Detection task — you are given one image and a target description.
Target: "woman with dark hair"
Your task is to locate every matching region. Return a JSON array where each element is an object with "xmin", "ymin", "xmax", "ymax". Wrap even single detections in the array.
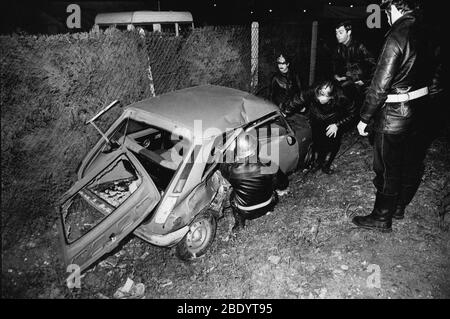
[
  {"xmin": 302, "ymin": 80, "xmax": 356, "ymax": 174},
  {"xmin": 269, "ymin": 52, "xmax": 304, "ymax": 117}
]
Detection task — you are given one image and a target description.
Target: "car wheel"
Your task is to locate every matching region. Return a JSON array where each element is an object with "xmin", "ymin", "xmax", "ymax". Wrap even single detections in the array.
[{"xmin": 175, "ymin": 210, "xmax": 217, "ymax": 260}]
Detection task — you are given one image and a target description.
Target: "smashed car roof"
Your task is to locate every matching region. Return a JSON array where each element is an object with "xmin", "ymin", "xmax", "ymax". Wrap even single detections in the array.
[{"xmin": 126, "ymin": 85, "xmax": 278, "ymax": 138}]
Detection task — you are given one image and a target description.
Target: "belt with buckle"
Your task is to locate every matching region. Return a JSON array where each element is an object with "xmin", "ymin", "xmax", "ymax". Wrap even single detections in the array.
[{"xmin": 385, "ymin": 87, "xmax": 428, "ymax": 103}]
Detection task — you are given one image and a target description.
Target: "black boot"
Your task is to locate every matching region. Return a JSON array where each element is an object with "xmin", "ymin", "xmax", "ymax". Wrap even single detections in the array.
[
  {"xmin": 321, "ymin": 164, "xmax": 334, "ymax": 175},
  {"xmin": 311, "ymin": 160, "xmax": 323, "ymax": 173},
  {"xmin": 321, "ymin": 153, "xmax": 333, "ymax": 174},
  {"xmin": 352, "ymin": 192, "xmax": 397, "ymax": 232},
  {"xmin": 393, "ymin": 183, "xmax": 420, "ymax": 220},
  {"xmin": 311, "ymin": 152, "xmax": 325, "ymax": 173},
  {"xmin": 232, "ymin": 208, "xmax": 245, "ymax": 232},
  {"xmin": 392, "ymin": 205, "xmax": 406, "ymax": 220},
  {"xmin": 321, "ymin": 149, "xmax": 339, "ymax": 174}
]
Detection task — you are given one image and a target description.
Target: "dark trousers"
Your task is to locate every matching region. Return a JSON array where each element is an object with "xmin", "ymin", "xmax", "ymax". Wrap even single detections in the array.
[
  {"xmin": 341, "ymin": 80, "xmax": 358, "ymax": 103},
  {"xmin": 340, "ymin": 80, "xmax": 365, "ymax": 130},
  {"xmin": 311, "ymin": 122, "xmax": 343, "ymax": 168},
  {"xmin": 372, "ymin": 130, "xmax": 428, "ymax": 206}
]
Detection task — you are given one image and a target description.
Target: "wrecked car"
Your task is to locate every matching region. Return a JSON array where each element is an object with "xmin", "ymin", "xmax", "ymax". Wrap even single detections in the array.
[{"xmin": 58, "ymin": 84, "xmax": 312, "ymax": 272}]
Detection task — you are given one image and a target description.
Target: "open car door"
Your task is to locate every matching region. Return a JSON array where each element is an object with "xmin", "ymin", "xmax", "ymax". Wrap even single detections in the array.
[{"xmin": 57, "ymin": 148, "xmax": 161, "ymax": 272}]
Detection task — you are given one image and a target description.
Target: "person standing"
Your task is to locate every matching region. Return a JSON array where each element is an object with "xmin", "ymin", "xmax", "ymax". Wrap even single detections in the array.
[
  {"xmin": 354, "ymin": 0, "xmax": 432, "ymax": 232},
  {"xmin": 332, "ymin": 20, "xmax": 376, "ymax": 122}
]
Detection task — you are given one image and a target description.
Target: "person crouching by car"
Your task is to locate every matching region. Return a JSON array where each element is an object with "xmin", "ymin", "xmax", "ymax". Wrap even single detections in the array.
[
  {"xmin": 220, "ymin": 132, "xmax": 287, "ymax": 232},
  {"xmin": 301, "ymin": 80, "xmax": 356, "ymax": 174}
]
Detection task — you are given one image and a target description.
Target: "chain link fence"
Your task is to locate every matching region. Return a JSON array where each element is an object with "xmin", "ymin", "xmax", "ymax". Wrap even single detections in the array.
[{"xmin": 144, "ymin": 25, "xmax": 253, "ymax": 95}]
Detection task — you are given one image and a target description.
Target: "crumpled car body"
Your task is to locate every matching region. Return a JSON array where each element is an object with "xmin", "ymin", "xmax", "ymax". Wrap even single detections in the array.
[{"xmin": 57, "ymin": 85, "xmax": 312, "ymax": 272}]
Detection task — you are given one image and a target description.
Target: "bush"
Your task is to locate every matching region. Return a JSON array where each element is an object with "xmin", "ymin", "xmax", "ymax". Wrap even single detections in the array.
[
  {"xmin": 179, "ymin": 26, "xmax": 250, "ymax": 91},
  {"xmin": 1, "ymin": 29, "xmax": 152, "ymax": 248}
]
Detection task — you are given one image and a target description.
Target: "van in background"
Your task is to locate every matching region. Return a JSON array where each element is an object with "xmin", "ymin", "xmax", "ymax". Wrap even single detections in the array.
[{"xmin": 93, "ymin": 11, "xmax": 194, "ymax": 36}]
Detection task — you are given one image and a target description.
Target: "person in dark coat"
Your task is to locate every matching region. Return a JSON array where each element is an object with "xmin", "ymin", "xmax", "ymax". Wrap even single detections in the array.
[
  {"xmin": 220, "ymin": 132, "xmax": 285, "ymax": 231},
  {"xmin": 269, "ymin": 52, "xmax": 305, "ymax": 117},
  {"xmin": 301, "ymin": 80, "xmax": 357, "ymax": 174},
  {"xmin": 354, "ymin": 0, "xmax": 433, "ymax": 232},
  {"xmin": 332, "ymin": 20, "xmax": 376, "ymax": 125}
]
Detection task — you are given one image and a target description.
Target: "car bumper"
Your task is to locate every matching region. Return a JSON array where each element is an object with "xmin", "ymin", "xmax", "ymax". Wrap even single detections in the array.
[{"xmin": 133, "ymin": 225, "xmax": 189, "ymax": 247}]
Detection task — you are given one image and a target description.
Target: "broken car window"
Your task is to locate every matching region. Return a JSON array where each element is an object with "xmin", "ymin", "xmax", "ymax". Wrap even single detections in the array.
[{"xmin": 62, "ymin": 157, "xmax": 142, "ymax": 243}]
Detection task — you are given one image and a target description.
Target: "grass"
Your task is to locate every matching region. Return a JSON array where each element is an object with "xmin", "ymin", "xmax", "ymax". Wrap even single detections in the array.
[{"xmin": 2, "ymin": 129, "xmax": 449, "ymax": 299}]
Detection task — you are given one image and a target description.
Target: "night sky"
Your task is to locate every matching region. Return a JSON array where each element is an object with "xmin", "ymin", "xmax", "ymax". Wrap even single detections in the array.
[{"xmin": 0, "ymin": 0, "xmax": 444, "ymax": 34}]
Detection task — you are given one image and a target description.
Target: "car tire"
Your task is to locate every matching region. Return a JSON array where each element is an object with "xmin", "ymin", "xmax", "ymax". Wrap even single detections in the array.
[{"xmin": 175, "ymin": 210, "xmax": 217, "ymax": 261}]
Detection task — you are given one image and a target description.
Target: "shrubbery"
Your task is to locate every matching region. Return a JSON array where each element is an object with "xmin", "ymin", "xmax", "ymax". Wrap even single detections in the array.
[
  {"xmin": 180, "ymin": 26, "xmax": 250, "ymax": 91},
  {"xmin": 1, "ymin": 29, "xmax": 152, "ymax": 247},
  {"xmin": 143, "ymin": 26, "xmax": 251, "ymax": 94}
]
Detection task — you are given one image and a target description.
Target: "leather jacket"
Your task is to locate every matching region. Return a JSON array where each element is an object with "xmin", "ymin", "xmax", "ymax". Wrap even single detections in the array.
[
  {"xmin": 360, "ymin": 12, "xmax": 432, "ymax": 134},
  {"xmin": 301, "ymin": 86, "xmax": 357, "ymax": 130},
  {"xmin": 332, "ymin": 38, "xmax": 376, "ymax": 84},
  {"xmin": 220, "ymin": 161, "xmax": 281, "ymax": 209},
  {"xmin": 269, "ymin": 70, "xmax": 303, "ymax": 116}
]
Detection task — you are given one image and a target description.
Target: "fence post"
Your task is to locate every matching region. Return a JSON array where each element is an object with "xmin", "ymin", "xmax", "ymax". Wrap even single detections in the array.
[
  {"xmin": 309, "ymin": 20, "xmax": 318, "ymax": 86},
  {"xmin": 147, "ymin": 57, "xmax": 156, "ymax": 97},
  {"xmin": 251, "ymin": 21, "xmax": 259, "ymax": 92}
]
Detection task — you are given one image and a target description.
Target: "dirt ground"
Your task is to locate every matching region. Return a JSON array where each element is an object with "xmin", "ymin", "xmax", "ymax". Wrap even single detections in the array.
[{"xmin": 2, "ymin": 131, "xmax": 449, "ymax": 299}]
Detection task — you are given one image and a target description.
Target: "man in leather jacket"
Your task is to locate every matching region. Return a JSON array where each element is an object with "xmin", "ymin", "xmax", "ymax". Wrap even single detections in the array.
[
  {"xmin": 332, "ymin": 21, "xmax": 376, "ymax": 122},
  {"xmin": 269, "ymin": 53, "xmax": 305, "ymax": 117},
  {"xmin": 220, "ymin": 132, "xmax": 285, "ymax": 231},
  {"xmin": 354, "ymin": 0, "xmax": 432, "ymax": 232}
]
